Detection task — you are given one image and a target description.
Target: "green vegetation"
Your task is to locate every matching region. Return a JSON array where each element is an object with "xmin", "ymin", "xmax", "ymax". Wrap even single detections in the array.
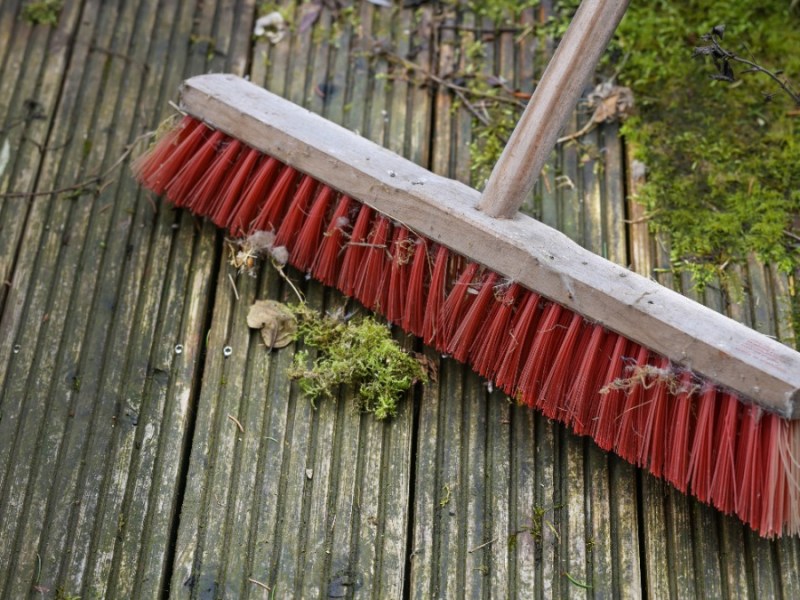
[
  {"xmin": 21, "ymin": 0, "xmax": 62, "ymax": 26},
  {"xmin": 288, "ymin": 304, "xmax": 426, "ymax": 420},
  {"xmin": 615, "ymin": 2, "xmax": 799, "ymax": 302}
]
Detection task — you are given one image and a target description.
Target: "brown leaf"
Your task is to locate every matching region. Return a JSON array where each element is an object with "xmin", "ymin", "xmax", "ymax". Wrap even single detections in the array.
[{"xmin": 247, "ymin": 300, "xmax": 297, "ymax": 349}]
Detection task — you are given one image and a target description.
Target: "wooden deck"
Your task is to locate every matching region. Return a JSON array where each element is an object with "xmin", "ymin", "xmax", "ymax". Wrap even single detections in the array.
[{"xmin": 1, "ymin": 1, "xmax": 799, "ymax": 598}]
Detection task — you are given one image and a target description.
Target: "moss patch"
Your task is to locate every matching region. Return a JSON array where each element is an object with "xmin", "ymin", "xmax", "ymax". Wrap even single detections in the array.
[
  {"xmin": 21, "ymin": 0, "xmax": 62, "ymax": 26},
  {"xmin": 288, "ymin": 304, "xmax": 427, "ymax": 420},
  {"xmin": 614, "ymin": 3, "xmax": 799, "ymax": 309}
]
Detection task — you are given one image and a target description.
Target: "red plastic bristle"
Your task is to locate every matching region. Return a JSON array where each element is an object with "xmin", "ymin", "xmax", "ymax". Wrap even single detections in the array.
[
  {"xmin": 228, "ymin": 156, "xmax": 281, "ymax": 235},
  {"xmin": 275, "ymin": 175, "xmax": 318, "ymax": 251},
  {"xmin": 517, "ymin": 303, "xmax": 569, "ymax": 409},
  {"xmin": 709, "ymin": 392, "xmax": 739, "ymax": 514},
  {"xmin": 338, "ymin": 205, "xmax": 374, "ymax": 297},
  {"xmin": 384, "ymin": 227, "xmax": 411, "ymax": 324},
  {"xmin": 447, "ymin": 272, "xmax": 499, "ymax": 362},
  {"xmin": 184, "ymin": 138, "xmax": 243, "ymax": 215},
  {"xmin": 736, "ymin": 405, "xmax": 764, "ymax": 527},
  {"xmin": 537, "ymin": 312, "xmax": 586, "ymax": 420},
  {"xmin": 470, "ymin": 283, "xmax": 520, "ymax": 379},
  {"xmin": 291, "ymin": 186, "xmax": 335, "ymax": 271},
  {"xmin": 165, "ymin": 130, "xmax": 226, "ymax": 206},
  {"xmin": 213, "ymin": 146, "xmax": 261, "ymax": 227},
  {"xmin": 402, "ymin": 237, "xmax": 429, "ymax": 337},
  {"xmin": 131, "ymin": 115, "xmax": 193, "ymax": 183},
  {"xmin": 762, "ymin": 415, "xmax": 786, "ymax": 536},
  {"xmin": 613, "ymin": 346, "xmax": 651, "ymax": 463},
  {"xmin": 251, "ymin": 165, "xmax": 300, "ymax": 232},
  {"xmin": 355, "ymin": 216, "xmax": 392, "ymax": 310},
  {"xmin": 637, "ymin": 356, "xmax": 672, "ymax": 477},
  {"xmin": 687, "ymin": 386, "xmax": 718, "ymax": 502},
  {"xmin": 494, "ymin": 291, "xmax": 542, "ymax": 396},
  {"xmin": 564, "ymin": 324, "xmax": 608, "ymax": 435},
  {"xmin": 663, "ymin": 373, "xmax": 696, "ymax": 492},
  {"xmin": 138, "ymin": 117, "xmax": 206, "ymax": 195},
  {"xmin": 312, "ymin": 195, "xmax": 353, "ymax": 286},
  {"xmin": 423, "ymin": 246, "xmax": 449, "ymax": 347},
  {"xmin": 592, "ymin": 336, "xmax": 633, "ymax": 450},
  {"xmin": 437, "ymin": 262, "xmax": 480, "ymax": 351}
]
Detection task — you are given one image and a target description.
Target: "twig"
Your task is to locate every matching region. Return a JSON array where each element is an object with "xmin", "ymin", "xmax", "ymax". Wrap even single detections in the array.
[
  {"xmin": 228, "ymin": 273, "xmax": 240, "ymax": 301},
  {"xmin": 227, "ymin": 414, "xmax": 244, "ymax": 433},
  {"xmin": 248, "ymin": 578, "xmax": 271, "ymax": 592},
  {"xmin": 0, "ymin": 130, "xmax": 155, "ymax": 199},
  {"xmin": 468, "ymin": 537, "xmax": 498, "ymax": 553},
  {"xmin": 379, "ymin": 50, "xmax": 528, "ymax": 109}
]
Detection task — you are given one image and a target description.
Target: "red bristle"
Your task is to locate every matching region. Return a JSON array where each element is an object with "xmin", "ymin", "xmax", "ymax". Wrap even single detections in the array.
[
  {"xmin": 291, "ymin": 186, "xmax": 335, "ymax": 271},
  {"xmin": 140, "ymin": 118, "xmax": 206, "ymax": 195},
  {"xmin": 537, "ymin": 312, "xmax": 586, "ymax": 420},
  {"xmin": 517, "ymin": 302, "xmax": 568, "ymax": 408},
  {"xmin": 165, "ymin": 130, "xmax": 226, "ymax": 206},
  {"xmin": 251, "ymin": 165, "xmax": 300, "ymax": 232},
  {"xmin": 470, "ymin": 283, "xmax": 520, "ymax": 379},
  {"xmin": 736, "ymin": 404, "xmax": 764, "ymax": 528},
  {"xmin": 229, "ymin": 156, "xmax": 281, "ymax": 235},
  {"xmin": 213, "ymin": 146, "xmax": 261, "ymax": 227},
  {"xmin": 709, "ymin": 392, "xmax": 740, "ymax": 514},
  {"xmin": 564, "ymin": 324, "xmax": 608, "ymax": 435},
  {"xmin": 312, "ymin": 195, "xmax": 353, "ymax": 286},
  {"xmin": 275, "ymin": 175, "xmax": 318, "ymax": 251},
  {"xmin": 592, "ymin": 336, "xmax": 633, "ymax": 451},
  {"xmin": 354, "ymin": 216, "xmax": 392, "ymax": 310},
  {"xmin": 613, "ymin": 346, "xmax": 651, "ymax": 464},
  {"xmin": 437, "ymin": 262, "xmax": 480, "ymax": 351},
  {"xmin": 637, "ymin": 356, "xmax": 672, "ymax": 477},
  {"xmin": 687, "ymin": 386, "xmax": 718, "ymax": 503},
  {"xmin": 447, "ymin": 271, "xmax": 499, "ymax": 362},
  {"xmin": 384, "ymin": 227, "xmax": 411, "ymax": 324},
  {"xmin": 184, "ymin": 138, "xmax": 243, "ymax": 215},
  {"xmin": 402, "ymin": 237, "xmax": 429, "ymax": 337},
  {"xmin": 663, "ymin": 373, "xmax": 697, "ymax": 492},
  {"xmin": 494, "ymin": 291, "xmax": 542, "ymax": 397},
  {"xmin": 423, "ymin": 246, "xmax": 450, "ymax": 346},
  {"xmin": 762, "ymin": 414, "xmax": 787, "ymax": 536},
  {"xmin": 131, "ymin": 115, "xmax": 194, "ymax": 183},
  {"xmin": 338, "ymin": 205, "xmax": 374, "ymax": 297}
]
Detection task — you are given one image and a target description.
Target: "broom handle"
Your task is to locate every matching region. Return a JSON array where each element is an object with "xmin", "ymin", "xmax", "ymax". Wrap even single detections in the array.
[{"xmin": 477, "ymin": 0, "xmax": 630, "ymax": 218}]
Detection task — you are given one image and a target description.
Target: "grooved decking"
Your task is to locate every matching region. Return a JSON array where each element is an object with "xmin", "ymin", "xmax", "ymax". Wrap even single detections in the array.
[{"xmin": 1, "ymin": 1, "xmax": 799, "ymax": 599}]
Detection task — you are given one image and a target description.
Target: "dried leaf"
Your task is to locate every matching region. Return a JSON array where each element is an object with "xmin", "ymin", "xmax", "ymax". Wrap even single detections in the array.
[{"xmin": 247, "ymin": 300, "xmax": 297, "ymax": 349}]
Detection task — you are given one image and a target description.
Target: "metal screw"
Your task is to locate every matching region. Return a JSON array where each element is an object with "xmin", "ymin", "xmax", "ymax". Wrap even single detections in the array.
[
  {"xmin": 174, "ymin": 344, "xmax": 183, "ymax": 355},
  {"xmin": 12, "ymin": 344, "xmax": 21, "ymax": 354},
  {"xmin": 223, "ymin": 346, "xmax": 233, "ymax": 358}
]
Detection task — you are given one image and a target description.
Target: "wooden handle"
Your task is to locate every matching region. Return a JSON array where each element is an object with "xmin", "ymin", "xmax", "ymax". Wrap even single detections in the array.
[
  {"xmin": 477, "ymin": 0, "xmax": 630, "ymax": 218},
  {"xmin": 180, "ymin": 74, "xmax": 800, "ymax": 417}
]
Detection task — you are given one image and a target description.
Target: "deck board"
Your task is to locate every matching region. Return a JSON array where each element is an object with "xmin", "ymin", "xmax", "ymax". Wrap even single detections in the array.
[{"xmin": 2, "ymin": 0, "xmax": 800, "ymax": 598}]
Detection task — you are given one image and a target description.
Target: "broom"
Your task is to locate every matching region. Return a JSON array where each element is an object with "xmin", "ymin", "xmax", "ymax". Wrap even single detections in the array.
[{"xmin": 132, "ymin": 0, "xmax": 800, "ymax": 537}]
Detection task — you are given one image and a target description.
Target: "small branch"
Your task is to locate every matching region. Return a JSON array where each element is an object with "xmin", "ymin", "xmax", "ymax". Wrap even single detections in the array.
[{"xmin": 0, "ymin": 130, "xmax": 154, "ymax": 199}]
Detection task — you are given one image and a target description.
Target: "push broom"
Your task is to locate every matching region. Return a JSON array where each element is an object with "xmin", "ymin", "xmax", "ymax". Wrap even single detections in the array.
[{"xmin": 132, "ymin": 0, "xmax": 800, "ymax": 537}]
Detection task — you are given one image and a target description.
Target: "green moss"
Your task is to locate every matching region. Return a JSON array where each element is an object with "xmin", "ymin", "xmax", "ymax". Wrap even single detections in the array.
[
  {"xmin": 21, "ymin": 0, "xmax": 62, "ymax": 26},
  {"xmin": 614, "ymin": 2, "xmax": 799, "ymax": 336},
  {"xmin": 287, "ymin": 304, "xmax": 426, "ymax": 420}
]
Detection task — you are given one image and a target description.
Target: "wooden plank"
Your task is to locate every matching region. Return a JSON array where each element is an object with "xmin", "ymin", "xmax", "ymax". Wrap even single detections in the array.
[{"xmin": 179, "ymin": 73, "xmax": 800, "ymax": 416}]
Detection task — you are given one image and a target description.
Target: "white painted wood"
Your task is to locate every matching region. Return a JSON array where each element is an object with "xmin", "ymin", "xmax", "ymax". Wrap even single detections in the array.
[
  {"xmin": 478, "ymin": 0, "xmax": 630, "ymax": 218},
  {"xmin": 179, "ymin": 73, "xmax": 800, "ymax": 418}
]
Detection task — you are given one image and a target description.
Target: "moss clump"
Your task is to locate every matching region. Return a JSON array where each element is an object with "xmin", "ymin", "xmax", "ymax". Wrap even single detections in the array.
[
  {"xmin": 21, "ymin": 0, "xmax": 62, "ymax": 26},
  {"xmin": 614, "ymin": 3, "xmax": 800, "ymax": 297},
  {"xmin": 288, "ymin": 305, "xmax": 426, "ymax": 420}
]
